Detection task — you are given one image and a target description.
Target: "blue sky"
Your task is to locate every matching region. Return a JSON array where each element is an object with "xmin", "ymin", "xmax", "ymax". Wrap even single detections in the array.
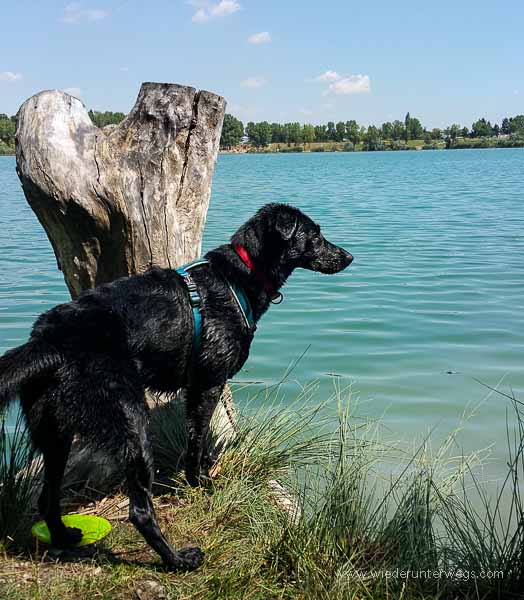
[{"xmin": 1, "ymin": 0, "xmax": 523, "ymax": 128}]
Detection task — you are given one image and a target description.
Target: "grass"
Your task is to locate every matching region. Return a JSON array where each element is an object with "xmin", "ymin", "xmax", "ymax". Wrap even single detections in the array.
[
  {"xmin": 1, "ymin": 384, "xmax": 523, "ymax": 599},
  {"xmin": 0, "ymin": 411, "xmax": 38, "ymax": 549}
]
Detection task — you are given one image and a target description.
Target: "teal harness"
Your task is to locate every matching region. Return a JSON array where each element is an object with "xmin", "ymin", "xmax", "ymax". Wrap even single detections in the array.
[{"xmin": 176, "ymin": 259, "xmax": 255, "ymax": 359}]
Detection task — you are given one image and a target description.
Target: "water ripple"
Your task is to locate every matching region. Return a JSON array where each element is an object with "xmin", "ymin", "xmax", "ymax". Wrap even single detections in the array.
[{"xmin": 1, "ymin": 150, "xmax": 524, "ymax": 465}]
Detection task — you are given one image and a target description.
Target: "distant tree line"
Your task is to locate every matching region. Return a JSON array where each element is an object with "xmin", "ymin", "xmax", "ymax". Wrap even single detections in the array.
[
  {"xmin": 87, "ymin": 110, "xmax": 126, "ymax": 128},
  {"xmin": 220, "ymin": 112, "xmax": 524, "ymax": 151},
  {"xmin": 2, "ymin": 111, "xmax": 524, "ymax": 155},
  {"xmin": 0, "ymin": 113, "xmax": 16, "ymax": 155}
]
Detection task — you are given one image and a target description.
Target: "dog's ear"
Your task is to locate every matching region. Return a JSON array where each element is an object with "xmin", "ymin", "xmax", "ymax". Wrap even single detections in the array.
[{"xmin": 275, "ymin": 211, "xmax": 297, "ymax": 241}]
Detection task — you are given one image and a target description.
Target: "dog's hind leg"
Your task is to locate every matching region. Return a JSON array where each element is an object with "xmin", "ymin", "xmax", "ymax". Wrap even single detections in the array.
[
  {"xmin": 33, "ymin": 415, "xmax": 82, "ymax": 548},
  {"xmin": 185, "ymin": 384, "xmax": 224, "ymax": 487},
  {"xmin": 117, "ymin": 397, "xmax": 203, "ymax": 571}
]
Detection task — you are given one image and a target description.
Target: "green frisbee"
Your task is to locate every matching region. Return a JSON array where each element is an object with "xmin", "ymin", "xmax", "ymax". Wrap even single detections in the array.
[{"xmin": 32, "ymin": 514, "xmax": 112, "ymax": 547}]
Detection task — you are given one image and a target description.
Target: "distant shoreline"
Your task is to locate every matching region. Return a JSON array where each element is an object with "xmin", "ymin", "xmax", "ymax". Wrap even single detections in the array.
[
  {"xmin": 3, "ymin": 142, "xmax": 523, "ymax": 160},
  {"xmin": 220, "ymin": 137, "xmax": 524, "ymax": 155},
  {"xmin": 220, "ymin": 144, "xmax": 524, "ymax": 155}
]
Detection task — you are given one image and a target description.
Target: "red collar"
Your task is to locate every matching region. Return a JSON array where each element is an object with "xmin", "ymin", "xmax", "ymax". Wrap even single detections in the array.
[
  {"xmin": 234, "ymin": 244, "xmax": 255, "ymax": 271},
  {"xmin": 233, "ymin": 244, "xmax": 282, "ymax": 302}
]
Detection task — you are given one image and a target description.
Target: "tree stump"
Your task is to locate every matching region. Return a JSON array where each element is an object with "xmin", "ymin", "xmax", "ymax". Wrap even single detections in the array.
[
  {"xmin": 15, "ymin": 83, "xmax": 228, "ymax": 501},
  {"xmin": 16, "ymin": 82, "xmax": 225, "ymax": 297}
]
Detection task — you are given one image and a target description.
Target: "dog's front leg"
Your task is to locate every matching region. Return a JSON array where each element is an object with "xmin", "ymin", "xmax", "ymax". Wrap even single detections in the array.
[{"xmin": 185, "ymin": 384, "xmax": 223, "ymax": 487}]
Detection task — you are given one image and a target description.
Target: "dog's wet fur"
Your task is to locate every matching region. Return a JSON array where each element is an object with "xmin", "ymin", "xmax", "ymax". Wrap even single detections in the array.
[{"xmin": 0, "ymin": 203, "xmax": 353, "ymax": 571}]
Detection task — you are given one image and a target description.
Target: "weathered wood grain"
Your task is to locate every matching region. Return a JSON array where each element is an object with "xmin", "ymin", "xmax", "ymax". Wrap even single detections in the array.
[{"xmin": 16, "ymin": 82, "xmax": 225, "ymax": 297}]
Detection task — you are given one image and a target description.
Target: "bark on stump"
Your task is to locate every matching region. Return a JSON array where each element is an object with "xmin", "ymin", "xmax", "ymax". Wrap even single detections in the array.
[{"xmin": 15, "ymin": 83, "xmax": 228, "ymax": 501}]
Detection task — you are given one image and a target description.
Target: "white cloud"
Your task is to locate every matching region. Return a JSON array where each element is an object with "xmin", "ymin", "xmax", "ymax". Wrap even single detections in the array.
[
  {"xmin": 212, "ymin": 0, "xmax": 240, "ymax": 16},
  {"xmin": 299, "ymin": 108, "xmax": 313, "ymax": 116},
  {"xmin": 190, "ymin": 0, "xmax": 240, "ymax": 23},
  {"xmin": 0, "ymin": 71, "xmax": 22, "ymax": 81},
  {"xmin": 325, "ymin": 74, "xmax": 371, "ymax": 95},
  {"xmin": 241, "ymin": 76, "xmax": 267, "ymax": 89},
  {"xmin": 316, "ymin": 70, "xmax": 340, "ymax": 82},
  {"xmin": 63, "ymin": 87, "xmax": 82, "ymax": 98},
  {"xmin": 62, "ymin": 2, "xmax": 109, "ymax": 24},
  {"xmin": 192, "ymin": 8, "xmax": 209, "ymax": 22},
  {"xmin": 248, "ymin": 31, "xmax": 271, "ymax": 45},
  {"xmin": 311, "ymin": 70, "xmax": 371, "ymax": 96}
]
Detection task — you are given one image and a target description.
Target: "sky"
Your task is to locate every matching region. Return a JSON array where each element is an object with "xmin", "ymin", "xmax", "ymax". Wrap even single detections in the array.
[{"xmin": 1, "ymin": 0, "xmax": 523, "ymax": 128}]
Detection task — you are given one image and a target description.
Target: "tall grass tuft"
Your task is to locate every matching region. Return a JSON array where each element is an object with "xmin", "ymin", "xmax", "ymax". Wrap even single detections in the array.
[
  {"xmin": 437, "ymin": 389, "xmax": 524, "ymax": 597},
  {"xmin": 0, "ymin": 409, "xmax": 38, "ymax": 550},
  {"xmin": 147, "ymin": 381, "xmax": 524, "ymax": 598},
  {"xmin": 221, "ymin": 387, "xmax": 520, "ymax": 599},
  {"xmin": 260, "ymin": 400, "xmax": 448, "ymax": 598}
]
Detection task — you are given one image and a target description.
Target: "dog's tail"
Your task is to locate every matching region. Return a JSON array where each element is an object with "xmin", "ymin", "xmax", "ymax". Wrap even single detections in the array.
[{"xmin": 0, "ymin": 339, "xmax": 63, "ymax": 410}]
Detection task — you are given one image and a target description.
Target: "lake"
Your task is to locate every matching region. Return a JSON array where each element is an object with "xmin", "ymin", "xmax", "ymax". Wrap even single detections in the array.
[{"xmin": 1, "ymin": 149, "xmax": 523, "ymax": 471}]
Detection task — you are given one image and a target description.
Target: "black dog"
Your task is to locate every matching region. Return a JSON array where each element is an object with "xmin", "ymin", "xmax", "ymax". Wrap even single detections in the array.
[{"xmin": 0, "ymin": 203, "xmax": 353, "ymax": 570}]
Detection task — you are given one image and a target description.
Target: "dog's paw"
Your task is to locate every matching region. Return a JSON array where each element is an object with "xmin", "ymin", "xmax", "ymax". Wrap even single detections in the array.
[
  {"xmin": 185, "ymin": 472, "xmax": 200, "ymax": 488},
  {"xmin": 165, "ymin": 547, "xmax": 204, "ymax": 571},
  {"xmin": 185, "ymin": 469, "xmax": 210, "ymax": 488},
  {"xmin": 52, "ymin": 526, "xmax": 83, "ymax": 548}
]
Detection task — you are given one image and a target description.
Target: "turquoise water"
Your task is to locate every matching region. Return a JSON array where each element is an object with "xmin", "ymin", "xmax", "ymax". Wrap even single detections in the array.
[{"xmin": 1, "ymin": 150, "xmax": 524, "ymax": 467}]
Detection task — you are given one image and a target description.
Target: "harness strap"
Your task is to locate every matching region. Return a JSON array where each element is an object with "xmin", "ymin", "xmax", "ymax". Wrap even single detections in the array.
[
  {"xmin": 225, "ymin": 279, "xmax": 256, "ymax": 334},
  {"xmin": 176, "ymin": 259, "xmax": 256, "ymax": 366},
  {"xmin": 176, "ymin": 259, "xmax": 209, "ymax": 358}
]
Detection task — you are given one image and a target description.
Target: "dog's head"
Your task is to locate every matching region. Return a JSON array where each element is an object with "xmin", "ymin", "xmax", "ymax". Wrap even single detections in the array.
[{"xmin": 231, "ymin": 203, "xmax": 353, "ymax": 275}]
